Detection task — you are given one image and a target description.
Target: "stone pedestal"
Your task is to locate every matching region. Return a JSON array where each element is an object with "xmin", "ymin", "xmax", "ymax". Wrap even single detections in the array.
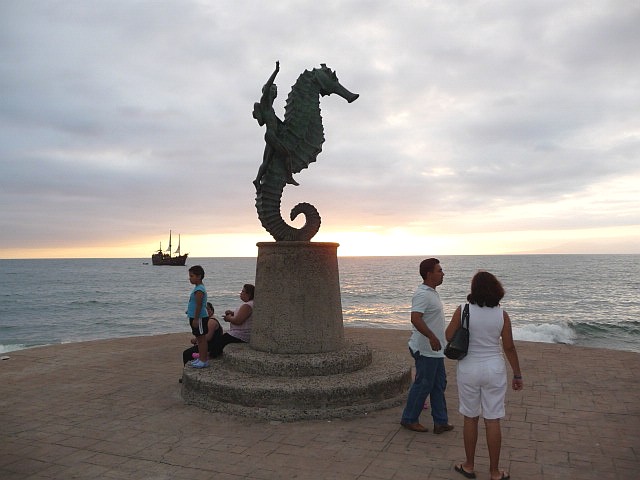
[
  {"xmin": 181, "ymin": 240, "xmax": 412, "ymax": 421},
  {"xmin": 250, "ymin": 242, "xmax": 344, "ymax": 354}
]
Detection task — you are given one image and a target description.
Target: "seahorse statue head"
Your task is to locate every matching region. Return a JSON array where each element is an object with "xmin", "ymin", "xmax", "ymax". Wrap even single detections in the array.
[{"xmin": 314, "ymin": 64, "xmax": 359, "ymax": 103}]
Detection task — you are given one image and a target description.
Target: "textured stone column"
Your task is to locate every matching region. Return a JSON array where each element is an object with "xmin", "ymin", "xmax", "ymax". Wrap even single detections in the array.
[{"xmin": 250, "ymin": 241, "xmax": 344, "ymax": 354}]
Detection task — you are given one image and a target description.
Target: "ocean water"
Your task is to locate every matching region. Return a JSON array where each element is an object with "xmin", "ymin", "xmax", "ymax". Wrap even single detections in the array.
[{"xmin": 1, "ymin": 255, "xmax": 638, "ymax": 354}]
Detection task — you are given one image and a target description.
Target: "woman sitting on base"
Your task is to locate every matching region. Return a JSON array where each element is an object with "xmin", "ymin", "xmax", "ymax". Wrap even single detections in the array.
[{"xmin": 211, "ymin": 284, "xmax": 254, "ymax": 357}]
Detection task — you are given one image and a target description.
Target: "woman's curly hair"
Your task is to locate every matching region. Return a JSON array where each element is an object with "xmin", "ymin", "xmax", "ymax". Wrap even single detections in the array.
[{"xmin": 467, "ymin": 271, "xmax": 504, "ymax": 307}]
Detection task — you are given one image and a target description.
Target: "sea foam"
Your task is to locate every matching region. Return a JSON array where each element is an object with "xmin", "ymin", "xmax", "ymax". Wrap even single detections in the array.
[{"xmin": 512, "ymin": 322, "xmax": 576, "ymax": 344}]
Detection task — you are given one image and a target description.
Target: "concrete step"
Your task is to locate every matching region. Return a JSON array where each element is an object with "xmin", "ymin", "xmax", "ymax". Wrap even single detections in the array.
[
  {"xmin": 181, "ymin": 346, "xmax": 411, "ymax": 421},
  {"xmin": 222, "ymin": 340, "xmax": 373, "ymax": 376}
]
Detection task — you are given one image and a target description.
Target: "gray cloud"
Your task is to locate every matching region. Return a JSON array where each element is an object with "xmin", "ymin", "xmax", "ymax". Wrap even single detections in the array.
[{"xmin": 1, "ymin": 0, "xmax": 639, "ymax": 255}]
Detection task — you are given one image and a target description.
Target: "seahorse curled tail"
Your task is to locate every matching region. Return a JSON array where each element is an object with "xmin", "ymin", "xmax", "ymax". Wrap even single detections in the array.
[{"xmin": 255, "ymin": 174, "xmax": 321, "ymax": 241}]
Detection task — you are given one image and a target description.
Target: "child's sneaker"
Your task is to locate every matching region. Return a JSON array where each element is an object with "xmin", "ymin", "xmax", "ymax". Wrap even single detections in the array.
[{"xmin": 189, "ymin": 359, "xmax": 209, "ymax": 369}]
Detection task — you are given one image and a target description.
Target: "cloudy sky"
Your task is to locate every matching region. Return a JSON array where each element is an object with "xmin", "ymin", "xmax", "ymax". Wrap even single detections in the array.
[{"xmin": 1, "ymin": 1, "xmax": 638, "ymax": 258}]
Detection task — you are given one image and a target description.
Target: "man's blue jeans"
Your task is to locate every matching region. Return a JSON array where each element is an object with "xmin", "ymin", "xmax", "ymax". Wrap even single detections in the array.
[{"xmin": 401, "ymin": 349, "xmax": 448, "ymax": 425}]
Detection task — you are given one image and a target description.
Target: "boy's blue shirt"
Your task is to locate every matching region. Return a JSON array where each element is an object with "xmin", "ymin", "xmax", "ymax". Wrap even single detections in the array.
[{"xmin": 186, "ymin": 284, "xmax": 208, "ymax": 318}]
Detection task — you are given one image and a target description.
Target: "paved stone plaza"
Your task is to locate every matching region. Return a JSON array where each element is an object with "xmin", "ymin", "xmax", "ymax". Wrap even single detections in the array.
[{"xmin": 1, "ymin": 328, "xmax": 638, "ymax": 479}]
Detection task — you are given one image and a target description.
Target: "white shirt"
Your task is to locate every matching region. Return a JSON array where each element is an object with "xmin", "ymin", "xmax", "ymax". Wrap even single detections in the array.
[
  {"xmin": 462, "ymin": 303, "xmax": 504, "ymax": 362},
  {"xmin": 408, "ymin": 284, "xmax": 446, "ymax": 358}
]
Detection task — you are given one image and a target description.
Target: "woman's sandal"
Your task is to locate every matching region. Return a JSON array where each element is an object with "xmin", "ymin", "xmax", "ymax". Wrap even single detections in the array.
[
  {"xmin": 492, "ymin": 472, "xmax": 510, "ymax": 480},
  {"xmin": 455, "ymin": 464, "xmax": 476, "ymax": 479}
]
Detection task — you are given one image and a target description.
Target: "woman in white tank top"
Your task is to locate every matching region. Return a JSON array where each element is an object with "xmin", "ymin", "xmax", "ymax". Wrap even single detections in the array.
[{"xmin": 445, "ymin": 271, "xmax": 523, "ymax": 480}]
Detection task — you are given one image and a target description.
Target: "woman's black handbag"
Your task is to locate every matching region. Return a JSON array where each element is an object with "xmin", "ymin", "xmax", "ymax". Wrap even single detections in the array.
[{"xmin": 444, "ymin": 304, "xmax": 470, "ymax": 360}]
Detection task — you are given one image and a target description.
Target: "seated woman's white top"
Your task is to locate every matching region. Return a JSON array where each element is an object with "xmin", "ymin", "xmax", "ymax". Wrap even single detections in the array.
[{"xmin": 230, "ymin": 300, "xmax": 253, "ymax": 342}]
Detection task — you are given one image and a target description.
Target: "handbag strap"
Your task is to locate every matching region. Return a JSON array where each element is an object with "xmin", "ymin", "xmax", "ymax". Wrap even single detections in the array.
[{"xmin": 461, "ymin": 303, "xmax": 470, "ymax": 329}]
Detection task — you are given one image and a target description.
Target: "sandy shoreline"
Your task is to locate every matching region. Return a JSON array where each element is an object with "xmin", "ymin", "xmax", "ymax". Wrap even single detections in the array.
[{"xmin": 1, "ymin": 328, "xmax": 639, "ymax": 479}]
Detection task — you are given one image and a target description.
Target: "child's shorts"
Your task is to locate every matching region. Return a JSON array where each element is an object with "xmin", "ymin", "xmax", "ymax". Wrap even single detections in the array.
[{"xmin": 189, "ymin": 317, "xmax": 209, "ymax": 337}]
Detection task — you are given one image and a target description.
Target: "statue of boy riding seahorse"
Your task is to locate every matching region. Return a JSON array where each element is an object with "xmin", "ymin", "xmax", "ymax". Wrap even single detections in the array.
[{"xmin": 252, "ymin": 61, "xmax": 358, "ymax": 242}]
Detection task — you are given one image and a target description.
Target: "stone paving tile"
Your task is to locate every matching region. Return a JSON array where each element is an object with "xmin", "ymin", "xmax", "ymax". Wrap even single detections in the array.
[{"xmin": 1, "ymin": 328, "xmax": 638, "ymax": 479}]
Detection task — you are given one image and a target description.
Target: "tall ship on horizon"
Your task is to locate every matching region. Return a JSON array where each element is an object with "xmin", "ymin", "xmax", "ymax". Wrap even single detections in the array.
[{"xmin": 151, "ymin": 231, "xmax": 188, "ymax": 266}]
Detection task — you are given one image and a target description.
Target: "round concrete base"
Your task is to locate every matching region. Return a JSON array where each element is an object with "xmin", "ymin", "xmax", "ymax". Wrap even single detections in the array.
[{"xmin": 181, "ymin": 343, "xmax": 412, "ymax": 421}]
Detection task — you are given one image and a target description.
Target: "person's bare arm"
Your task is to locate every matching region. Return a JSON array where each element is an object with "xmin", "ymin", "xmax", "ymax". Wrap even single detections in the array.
[
  {"xmin": 445, "ymin": 305, "xmax": 462, "ymax": 342},
  {"xmin": 260, "ymin": 61, "xmax": 280, "ymax": 109},
  {"xmin": 193, "ymin": 290, "xmax": 204, "ymax": 323},
  {"xmin": 224, "ymin": 305, "xmax": 253, "ymax": 325},
  {"xmin": 502, "ymin": 310, "xmax": 523, "ymax": 391}
]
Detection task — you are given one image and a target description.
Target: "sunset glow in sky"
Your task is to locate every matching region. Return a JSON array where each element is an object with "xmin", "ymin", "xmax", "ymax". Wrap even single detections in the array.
[{"xmin": 1, "ymin": 1, "xmax": 639, "ymax": 259}]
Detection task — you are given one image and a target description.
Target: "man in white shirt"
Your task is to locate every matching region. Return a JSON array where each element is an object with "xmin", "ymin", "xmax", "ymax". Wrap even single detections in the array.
[{"xmin": 400, "ymin": 258, "xmax": 454, "ymax": 434}]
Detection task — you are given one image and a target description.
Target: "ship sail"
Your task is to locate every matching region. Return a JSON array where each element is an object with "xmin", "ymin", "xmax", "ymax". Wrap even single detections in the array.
[{"xmin": 174, "ymin": 235, "xmax": 181, "ymax": 255}]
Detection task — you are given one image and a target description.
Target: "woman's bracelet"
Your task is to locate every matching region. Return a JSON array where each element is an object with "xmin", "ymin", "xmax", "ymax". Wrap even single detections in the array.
[{"xmin": 513, "ymin": 374, "xmax": 523, "ymax": 380}]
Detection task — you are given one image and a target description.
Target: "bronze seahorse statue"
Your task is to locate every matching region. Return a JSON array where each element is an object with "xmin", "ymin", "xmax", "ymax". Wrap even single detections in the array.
[{"xmin": 253, "ymin": 63, "xmax": 358, "ymax": 241}]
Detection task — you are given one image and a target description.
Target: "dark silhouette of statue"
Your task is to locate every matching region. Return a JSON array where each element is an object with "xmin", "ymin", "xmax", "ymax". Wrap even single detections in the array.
[
  {"xmin": 253, "ymin": 61, "xmax": 298, "ymax": 190},
  {"xmin": 253, "ymin": 62, "xmax": 358, "ymax": 241}
]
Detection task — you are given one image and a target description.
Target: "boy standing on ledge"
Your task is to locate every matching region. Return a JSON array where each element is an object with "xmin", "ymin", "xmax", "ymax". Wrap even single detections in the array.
[
  {"xmin": 400, "ymin": 258, "xmax": 454, "ymax": 434},
  {"xmin": 186, "ymin": 265, "xmax": 209, "ymax": 369}
]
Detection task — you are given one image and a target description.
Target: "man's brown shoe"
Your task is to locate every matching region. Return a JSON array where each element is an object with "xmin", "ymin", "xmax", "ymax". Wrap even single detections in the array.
[
  {"xmin": 400, "ymin": 422, "xmax": 429, "ymax": 432},
  {"xmin": 433, "ymin": 423, "xmax": 454, "ymax": 434}
]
